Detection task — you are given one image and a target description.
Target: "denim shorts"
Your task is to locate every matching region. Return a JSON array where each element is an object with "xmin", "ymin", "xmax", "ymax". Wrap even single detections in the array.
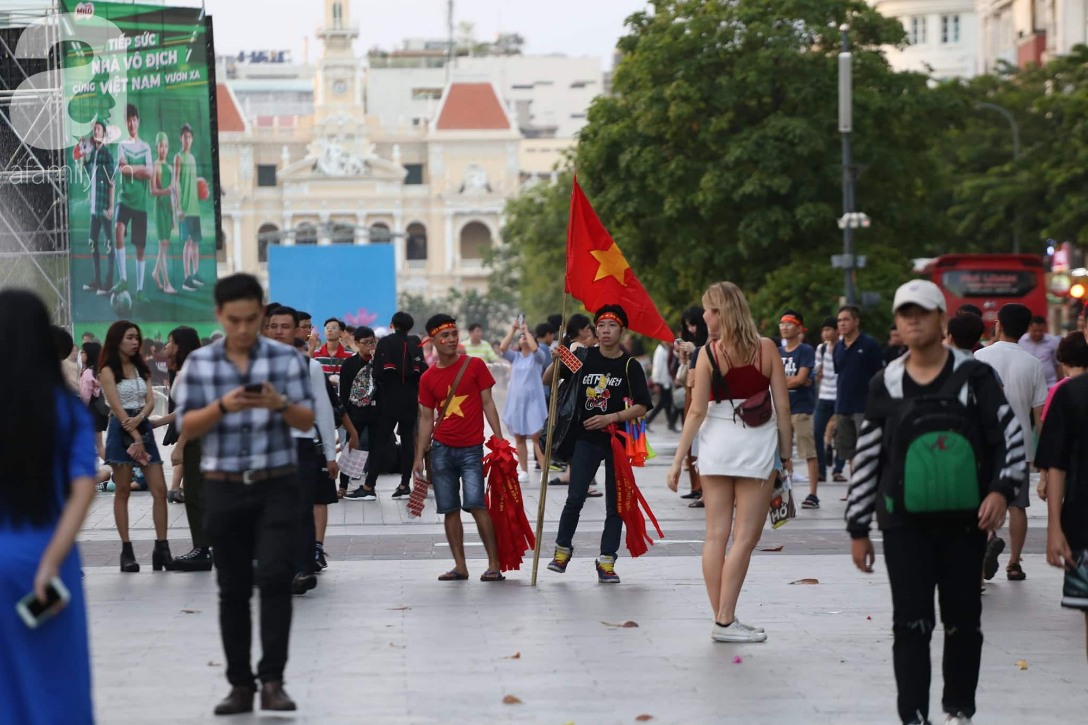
[
  {"xmin": 430, "ymin": 441, "xmax": 485, "ymax": 514},
  {"xmin": 105, "ymin": 409, "xmax": 162, "ymax": 466}
]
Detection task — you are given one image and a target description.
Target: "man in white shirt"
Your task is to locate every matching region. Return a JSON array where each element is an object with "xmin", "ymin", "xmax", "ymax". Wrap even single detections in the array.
[
  {"xmin": 974, "ymin": 303, "xmax": 1048, "ymax": 582},
  {"xmin": 1018, "ymin": 315, "xmax": 1063, "ymax": 388},
  {"xmin": 267, "ymin": 306, "xmax": 339, "ymax": 595},
  {"xmin": 645, "ymin": 340, "xmax": 679, "ymax": 432}
]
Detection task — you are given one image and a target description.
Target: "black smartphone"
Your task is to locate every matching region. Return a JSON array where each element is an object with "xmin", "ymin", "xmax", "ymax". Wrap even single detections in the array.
[
  {"xmin": 243, "ymin": 383, "xmax": 263, "ymax": 394},
  {"xmin": 16, "ymin": 577, "xmax": 70, "ymax": 629}
]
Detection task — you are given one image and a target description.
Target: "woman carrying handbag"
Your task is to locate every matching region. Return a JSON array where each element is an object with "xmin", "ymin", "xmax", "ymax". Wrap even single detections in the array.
[{"xmin": 667, "ymin": 282, "xmax": 792, "ymax": 643}]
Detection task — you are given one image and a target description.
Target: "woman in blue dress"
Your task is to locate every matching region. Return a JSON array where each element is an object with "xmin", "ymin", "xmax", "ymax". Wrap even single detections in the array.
[
  {"xmin": 0, "ymin": 290, "xmax": 97, "ymax": 724},
  {"xmin": 499, "ymin": 320, "xmax": 550, "ymax": 482}
]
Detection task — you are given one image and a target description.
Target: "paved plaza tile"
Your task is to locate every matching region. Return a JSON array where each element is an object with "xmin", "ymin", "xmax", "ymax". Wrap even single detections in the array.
[{"xmin": 80, "ymin": 429, "xmax": 1077, "ymax": 722}]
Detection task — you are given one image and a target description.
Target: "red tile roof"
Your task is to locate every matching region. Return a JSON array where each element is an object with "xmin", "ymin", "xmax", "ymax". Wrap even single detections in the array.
[
  {"xmin": 216, "ymin": 83, "xmax": 246, "ymax": 133},
  {"xmin": 434, "ymin": 83, "xmax": 510, "ymax": 131}
]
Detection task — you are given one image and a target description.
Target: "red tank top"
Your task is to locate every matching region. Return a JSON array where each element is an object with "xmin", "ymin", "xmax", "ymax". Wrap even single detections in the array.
[{"xmin": 708, "ymin": 343, "xmax": 771, "ymax": 401}]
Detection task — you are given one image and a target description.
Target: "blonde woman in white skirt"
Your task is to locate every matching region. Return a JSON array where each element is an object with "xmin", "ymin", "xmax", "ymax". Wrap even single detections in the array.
[{"xmin": 667, "ymin": 282, "xmax": 792, "ymax": 643}]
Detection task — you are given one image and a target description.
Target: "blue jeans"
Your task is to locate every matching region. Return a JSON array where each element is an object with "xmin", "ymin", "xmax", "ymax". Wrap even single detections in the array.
[
  {"xmin": 430, "ymin": 441, "xmax": 485, "ymax": 514},
  {"xmin": 556, "ymin": 436, "xmax": 622, "ymax": 558},
  {"xmin": 813, "ymin": 399, "xmax": 844, "ymax": 476}
]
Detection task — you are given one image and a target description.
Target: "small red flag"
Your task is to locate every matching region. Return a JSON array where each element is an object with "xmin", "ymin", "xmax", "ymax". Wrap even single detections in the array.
[{"xmin": 566, "ymin": 178, "xmax": 674, "ymax": 343}]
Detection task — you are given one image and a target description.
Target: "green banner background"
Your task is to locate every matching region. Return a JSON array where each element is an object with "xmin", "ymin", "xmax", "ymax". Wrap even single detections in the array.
[{"xmin": 62, "ymin": 1, "xmax": 219, "ymax": 342}]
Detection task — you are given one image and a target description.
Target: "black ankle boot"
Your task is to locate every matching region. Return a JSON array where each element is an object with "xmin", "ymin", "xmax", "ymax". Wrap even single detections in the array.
[
  {"xmin": 120, "ymin": 542, "xmax": 139, "ymax": 573},
  {"xmin": 152, "ymin": 540, "xmax": 174, "ymax": 571},
  {"xmin": 173, "ymin": 547, "xmax": 213, "ymax": 572}
]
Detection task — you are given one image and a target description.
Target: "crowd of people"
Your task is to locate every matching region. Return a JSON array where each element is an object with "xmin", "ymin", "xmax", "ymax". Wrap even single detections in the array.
[{"xmin": 3, "ymin": 271, "xmax": 1087, "ymax": 724}]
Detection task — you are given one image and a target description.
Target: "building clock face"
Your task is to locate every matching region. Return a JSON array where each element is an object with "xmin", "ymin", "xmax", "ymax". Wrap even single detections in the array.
[{"xmin": 333, "ymin": 81, "xmax": 347, "ymax": 95}]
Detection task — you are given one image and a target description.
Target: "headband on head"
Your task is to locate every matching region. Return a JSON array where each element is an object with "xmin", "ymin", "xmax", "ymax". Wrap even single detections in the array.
[
  {"xmin": 596, "ymin": 312, "xmax": 624, "ymax": 327},
  {"xmin": 428, "ymin": 321, "xmax": 457, "ymax": 338},
  {"xmin": 780, "ymin": 315, "xmax": 804, "ymax": 329}
]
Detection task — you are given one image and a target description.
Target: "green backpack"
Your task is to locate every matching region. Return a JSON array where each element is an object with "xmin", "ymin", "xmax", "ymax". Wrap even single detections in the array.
[{"xmin": 883, "ymin": 363, "xmax": 986, "ymax": 515}]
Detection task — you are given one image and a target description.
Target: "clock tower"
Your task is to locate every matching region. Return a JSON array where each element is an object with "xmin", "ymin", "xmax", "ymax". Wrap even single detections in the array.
[{"xmin": 315, "ymin": 0, "xmax": 362, "ymax": 124}]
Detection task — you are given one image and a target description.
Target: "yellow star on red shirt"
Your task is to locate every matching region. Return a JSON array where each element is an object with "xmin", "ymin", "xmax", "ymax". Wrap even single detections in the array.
[
  {"xmin": 590, "ymin": 243, "xmax": 630, "ymax": 286},
  {"xmin": 443, "ymin": 387, "xmax": 469, "ymax": 419}
]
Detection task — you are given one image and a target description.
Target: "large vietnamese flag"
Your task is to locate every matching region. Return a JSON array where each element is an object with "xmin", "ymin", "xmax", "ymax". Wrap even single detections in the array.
[{"xmin": 566, "ymin": 178, "xmax": 673, "ymax": 343}]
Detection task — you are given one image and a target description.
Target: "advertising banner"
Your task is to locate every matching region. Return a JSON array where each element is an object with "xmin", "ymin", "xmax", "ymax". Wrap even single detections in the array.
[
  {"xmin": 268, "ymin": 245, "xmax": 398, "ymax": 336},
  {"xmin": 60, "ymin": 1, "xmax": 220, "ymax": 342}
]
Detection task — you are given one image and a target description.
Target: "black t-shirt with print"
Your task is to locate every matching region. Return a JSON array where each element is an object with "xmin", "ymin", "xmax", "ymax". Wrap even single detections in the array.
[{"xmin": 561, "ymin": 347, "xmax": 653, "ymax": 444}]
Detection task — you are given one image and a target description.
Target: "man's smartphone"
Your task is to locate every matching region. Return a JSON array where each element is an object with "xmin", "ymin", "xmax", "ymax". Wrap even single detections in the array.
[
  {"xmin": 16, "ymin": 576, "xmax": 70, "ymax": 629},
  {"xmin": 243, "ymin": 383, "xmax": 263, "ymax": 394},
  {"xmin": 516, "ymin": 313, "xmax": 525, "ymax": 328}
]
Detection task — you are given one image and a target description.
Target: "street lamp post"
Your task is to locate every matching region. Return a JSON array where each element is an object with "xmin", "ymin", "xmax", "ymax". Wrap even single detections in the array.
[
  {"xmin": 839, "ymin": 24, "xmax": 857, "ymax": 304},
  {"xmin": 975, "ymin": 101, "xmax": 1021, "ymax": 254}
]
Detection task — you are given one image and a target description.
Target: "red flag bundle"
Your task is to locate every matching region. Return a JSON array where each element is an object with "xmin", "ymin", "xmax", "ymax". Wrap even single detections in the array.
[
  {"xmin": 608, "ymin": 425, "xmax": 664, "ymax": 557},
  {"xmin": 482, "ymin": 436, "xmax": 536, "ymax": 572}
]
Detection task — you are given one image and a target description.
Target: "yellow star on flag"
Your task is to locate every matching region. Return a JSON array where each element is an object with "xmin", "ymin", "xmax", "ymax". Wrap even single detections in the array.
[
  {"xmin": 590, "ymin": 243, "xmax": 630, "ymax": 286},
  {"xmin": 443, "ymin": 387, "xmax": 469, "ymax": 419}
]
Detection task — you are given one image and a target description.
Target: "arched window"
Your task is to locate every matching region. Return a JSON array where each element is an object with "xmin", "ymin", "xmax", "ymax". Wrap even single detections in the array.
[
  {"xmin": 369, "ymin": 222, "xmax": 392, "ymax": 244},
  {"xmin": 295, "ymin": 222, "xmax": 317, "ymax": 245},
  {"xmin": 258, "ymin": 223, "xmax": 280, "ymax": 263},
  {"xmin": 332, "ymin": 2, "xmax": 343, "ymax": 28},
  {"xmin": 331, "ymin": 222, "xmax": 355, "ymax": 244},
  {"xmin": 406, "ymin": 222, "xmax": 428, "ymax": 260},
  {"xmin": 459, "ymin": 221, "xmax": 491, "ymax": 263}
]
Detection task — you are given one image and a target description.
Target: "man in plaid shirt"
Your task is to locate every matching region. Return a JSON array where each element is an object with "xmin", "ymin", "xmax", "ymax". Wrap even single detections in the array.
[
  {"xmin": 78, "ymin": 120, "xmax": 116, "ymax": 294},
  {"xmin": 174, "ymin": 273, "xmax": 315, "ymax": 716}
]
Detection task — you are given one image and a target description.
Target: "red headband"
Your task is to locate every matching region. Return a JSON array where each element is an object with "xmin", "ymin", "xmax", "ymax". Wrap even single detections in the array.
[
  {"xmin": 428, "ymin": 321, "xmax": 457, "ymax": 337},
  {"xmin": 780, "ymin": 315, "xmax": 805, "ymax": 329},
  {"xmin": 596, "ymin": 312, "xmax": 624, "ymax": 327}
]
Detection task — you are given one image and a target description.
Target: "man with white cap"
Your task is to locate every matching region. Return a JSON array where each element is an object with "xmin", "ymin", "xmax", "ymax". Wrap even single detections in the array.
[{"xmin": 846, "ymin": 280, "xmax": 1026, "ymax": 725}]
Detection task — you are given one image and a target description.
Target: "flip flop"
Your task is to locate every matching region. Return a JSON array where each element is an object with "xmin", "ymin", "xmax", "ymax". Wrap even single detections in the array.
[
  {"xmin": 480, "ymin": 570, "xmax": 506, "ymax": 582},
  {"xmin": 438, "ymin": 570, "xmax": 469, "ymax": 581}
]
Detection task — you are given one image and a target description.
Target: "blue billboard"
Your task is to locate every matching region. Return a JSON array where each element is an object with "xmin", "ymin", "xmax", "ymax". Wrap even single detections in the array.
[{"xmin": 268, "ymin": 245, "xmax": 396, "ymax": 333}]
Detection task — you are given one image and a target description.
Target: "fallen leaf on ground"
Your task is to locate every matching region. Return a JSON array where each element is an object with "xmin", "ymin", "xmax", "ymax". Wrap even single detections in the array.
[
  {"xmin": 502, "ymin": 695, "xmax": 522, "ymax": 705},
  {"xmin": 181, "ymin": 609, "xmax": 199, "ymax": 614},
  {"xmin": 601, "ymin": 620, "xmax": 640, "ymax": 628},
  {"xmin": 789, "ymin": 579, "xmax": 820, "ymax": 585},
  {"xmin": 389, "ymin": 643, "xmax": 405, "ymax": 649},
  {"xmin": 760, "ymin": 545, "xmax": 784, "ymax": 552},
  {"xmin": 1016, "ymin": 660, "xmax": 1028, "ymax": 670},
  {"xmin": 388, "ymin": 606, "xmax": 411, "ymax": 611},
  {"xmin": 207, "ymin": 661, "xmax": 220, "ymax": 667},
  {"xmin": 732, "ymin": 656, "xmax": 743, "ymax": 664},
  {"xmin": 503, "ymin": 652, "xmax": 521, "ymax": 659},
  {"xmin": 635, "ymin": 716, "xmax": 654, "ymax": 722}
]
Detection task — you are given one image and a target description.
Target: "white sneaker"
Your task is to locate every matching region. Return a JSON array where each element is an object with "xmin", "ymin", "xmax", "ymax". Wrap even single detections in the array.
[
  {"xmin": 518, "ymin": 470, "xmax": 529, "ymax": 484},
  {"xmin": 734, "ymin": 618, "xmax": 765, "ymax": 634},
  {"xmin": 711, "ymin": 621, "xmax": 767, "ymax": 643},
  {"xmin": 945, "ymin": 715, "xmax": 972, "ymax": 725}
]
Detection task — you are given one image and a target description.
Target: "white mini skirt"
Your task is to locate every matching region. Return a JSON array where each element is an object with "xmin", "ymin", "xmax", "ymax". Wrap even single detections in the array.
[{"xmin": 696, "ymin": 398, "xmax": 778, "ymax": 480}]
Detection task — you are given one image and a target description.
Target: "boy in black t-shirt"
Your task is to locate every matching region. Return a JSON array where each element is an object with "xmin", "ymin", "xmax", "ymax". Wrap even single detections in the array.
[
  {"xmin": 1035, "ymin": 341, "xmax": 1088, "ymax": 660},
  {"xmin": 541, "ymin": 305, "xmax": 653, "ymax": 583}
]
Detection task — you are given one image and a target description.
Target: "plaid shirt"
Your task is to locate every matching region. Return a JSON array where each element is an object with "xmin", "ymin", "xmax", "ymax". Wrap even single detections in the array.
[
  {"xmin": 83, "ymin": 144, "xmax": 114, "ymax": 217},
  {"xmin": 174, "ymin": 336, "xmax": 314, "ymax": 474}
]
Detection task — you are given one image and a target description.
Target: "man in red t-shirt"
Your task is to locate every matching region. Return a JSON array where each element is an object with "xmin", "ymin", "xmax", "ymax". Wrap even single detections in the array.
[{"xmin": 412, "ymin": 314, "xmax": 506, "ymax": 581}]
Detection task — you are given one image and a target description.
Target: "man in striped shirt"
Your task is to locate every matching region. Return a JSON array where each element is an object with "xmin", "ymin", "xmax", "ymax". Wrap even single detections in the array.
[
  {"xmin": 463, "ymin": 323, "xmax": 498, "ymax": 363},
  {"xmin": 846, "ymin": 281, "xmax": 1024, "ymax": 725},
  {"xmin": 314, "ymin": 318, "xmax": 352, "ymax": 386}
]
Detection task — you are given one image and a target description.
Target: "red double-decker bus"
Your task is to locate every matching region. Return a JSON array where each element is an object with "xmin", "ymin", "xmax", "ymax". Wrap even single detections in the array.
[{"xmin": 922, "ymin": 254, "xmax": 1048, "ymax": 330}]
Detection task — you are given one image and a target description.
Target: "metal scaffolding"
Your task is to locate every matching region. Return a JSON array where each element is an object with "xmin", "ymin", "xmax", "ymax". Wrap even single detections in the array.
[{"xmin": 0, "ymin": 2, "xmax": 72, "ymax": 327}]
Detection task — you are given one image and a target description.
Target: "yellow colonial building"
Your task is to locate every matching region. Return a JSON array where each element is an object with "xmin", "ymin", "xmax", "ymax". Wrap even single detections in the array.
[{"xmin": 213, "ymin": 0, "xmax": 586, "ymax": 297}]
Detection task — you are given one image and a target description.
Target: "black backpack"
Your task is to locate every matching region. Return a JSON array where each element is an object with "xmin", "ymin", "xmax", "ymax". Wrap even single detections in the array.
[{"xmin": 882, "ymin": 362, "xmax": 988, "ymax": 515}]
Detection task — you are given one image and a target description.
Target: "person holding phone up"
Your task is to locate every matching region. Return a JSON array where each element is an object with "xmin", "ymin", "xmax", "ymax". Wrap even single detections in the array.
[{"xmin": 0, "ymin": 290, "xmax": 97, "ymax": 724}]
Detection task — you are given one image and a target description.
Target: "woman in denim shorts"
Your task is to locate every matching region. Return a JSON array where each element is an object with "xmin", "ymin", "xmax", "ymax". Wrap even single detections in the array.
[{"xmin": 99, "ymin": 321, "xmax": 172, "ymax": 572}]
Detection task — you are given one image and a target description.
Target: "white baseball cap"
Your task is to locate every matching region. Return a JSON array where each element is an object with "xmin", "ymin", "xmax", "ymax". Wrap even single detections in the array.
[{"xmin": 892, "ymin": 280, "xmax": 946, "ymax": 313}]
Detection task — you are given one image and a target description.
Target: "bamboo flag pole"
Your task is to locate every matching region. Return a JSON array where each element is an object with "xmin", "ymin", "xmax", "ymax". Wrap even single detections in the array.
[{"xmin": 530, "ymin": 292, "xmax": 569, "ymax": 586}]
